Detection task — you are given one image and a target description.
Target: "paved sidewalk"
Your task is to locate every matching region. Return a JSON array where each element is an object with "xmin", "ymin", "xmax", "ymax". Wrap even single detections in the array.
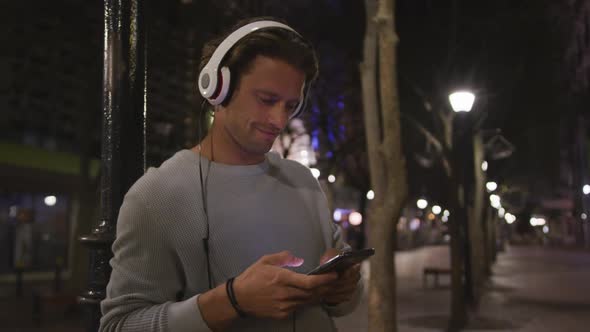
[
  {"xmin": 2, "ymin": 245, "xmax": 588, "ymax": 331},
  {"xmin": 335, "ymin": 245, "xmax": 590, "ymax": 332}
]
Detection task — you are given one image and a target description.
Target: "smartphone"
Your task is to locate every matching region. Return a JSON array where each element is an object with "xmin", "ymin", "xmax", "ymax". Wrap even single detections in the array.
[{"xmin": 307, "ymin": 248, "xmax": 375, "ymax": 275}]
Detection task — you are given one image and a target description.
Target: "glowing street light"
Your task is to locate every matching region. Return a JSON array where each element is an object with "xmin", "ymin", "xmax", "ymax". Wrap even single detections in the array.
[
  {"xmin": 333, "ymin": 209, "xmax": 342, "ymax": 222},
  {"xmin": 530, "ymin": 217, "xmax": 546, "ymax": 227},
  {"xmin": 328, "ymin": 174, "xmax": 336, "ymax": 183},
  {"xmin": 310, "ymin": 168, "xmax": 320, "ymax": 179},
  {"xmin": 481, "ymin": 160, "xmax": 488, "ymax": 172},
  {"xmin": 486, "ymin": 181, "xmax": 498, "ymax": 192},
  {"xmin": 449, "ymin": 91, "xmax": 475, "ymax": 113},
  {"xmin": 583, "ymin": 184, "xmax": 590, "ymax": 195},
  {"xmin": 489, "ymin": 194, "xmax": 501, "ymax": 209},
  {"xmin": 505, "ymin": 213, "xmax": 516, "ymax": 224},
  {"xmin": 44, "ymin": 195, "xmax": 57, "ymax": 206},
  {"xmin": 417, "ymin": 198, "xmax": 428, "ymax": 209},
  {"xmin": 349, "ymin": 212, "xmax": 363, "ymax": 226},
  {"xmin": 366, "ymin": 190, "xmax": 375, "ymax": 200},
  {"xmin": 443, "ymin": 210, "xmax": 450, "ymax": 217},
  {"xmin": 432, "ymin": 205, "xmax": 442, "ymax": 215}
]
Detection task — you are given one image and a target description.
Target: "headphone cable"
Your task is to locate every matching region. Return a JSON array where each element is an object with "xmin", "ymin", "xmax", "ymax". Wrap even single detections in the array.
[{"xmin": 198, "ymin": 107, "xmax": 214, "ymax": 290}]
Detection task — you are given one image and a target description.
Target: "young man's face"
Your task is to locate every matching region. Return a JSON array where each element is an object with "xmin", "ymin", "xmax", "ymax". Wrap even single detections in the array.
[{"xmin": 216, "ymin": 55, "xmax": 306, "ymax": 162}]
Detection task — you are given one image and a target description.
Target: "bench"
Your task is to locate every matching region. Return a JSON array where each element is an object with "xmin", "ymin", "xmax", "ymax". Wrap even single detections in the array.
[
  {"xmin": 27, "ymin": 264, "xmax": 79, "ymax": 325},
  {"xmin": 32, "ymin": 291, "xmax": 78, "ymax": 325},
  {"xmin": 423, "ymin": 267, "xmax": 451, "ymax": 288}
]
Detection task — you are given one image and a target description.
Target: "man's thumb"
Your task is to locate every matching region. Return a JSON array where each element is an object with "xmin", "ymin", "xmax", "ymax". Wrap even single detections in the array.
[{"xmin": 263, "ymin": 251, "xmax": 304, "ymax": 267}]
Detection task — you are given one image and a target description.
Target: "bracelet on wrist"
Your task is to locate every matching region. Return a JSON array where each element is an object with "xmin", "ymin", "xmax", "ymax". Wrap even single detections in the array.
[{"xmin": 226, "ymin": 277, "xmax": 247, "ymax": 318}]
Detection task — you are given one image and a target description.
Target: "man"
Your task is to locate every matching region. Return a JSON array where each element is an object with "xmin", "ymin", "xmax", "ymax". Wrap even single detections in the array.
[{"xmin": 100, "ymin": 18, "xmax": 362, "ymax": 332}]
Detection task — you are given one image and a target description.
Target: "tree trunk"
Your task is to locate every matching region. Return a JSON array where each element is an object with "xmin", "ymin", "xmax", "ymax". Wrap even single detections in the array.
[
  {"xmin": 481, "ymin": 199, "xmax": 493, "ymax": 275},
  {"xmin": 490, "ymin": 208, "xmax": 498, "ymax": 262},
  {"xmin": 362, "ymin": 0, "xmax": 408, "ymax": 330},
  {"xmin": 361, "ymin": 1, "xmax": 383, "ymax": 196},
  {"xmin": 468, "ymin": 132, "xmax": 487, "ymax": 301}
]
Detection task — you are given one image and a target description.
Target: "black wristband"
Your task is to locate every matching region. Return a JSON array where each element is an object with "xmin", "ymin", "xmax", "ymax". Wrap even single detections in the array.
[{"xmin": 226, "ymin": 277, "xmax": 247, "ymax": 318}]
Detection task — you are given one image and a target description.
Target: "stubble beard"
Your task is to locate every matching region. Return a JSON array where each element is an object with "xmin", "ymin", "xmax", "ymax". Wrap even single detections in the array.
[{"xmin": 226, "ymin": 123, "xmax": 274, "ymax": 161}]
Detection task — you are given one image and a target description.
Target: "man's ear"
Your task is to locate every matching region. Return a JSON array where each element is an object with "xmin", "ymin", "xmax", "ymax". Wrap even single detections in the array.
[{"xmin": 212, "ymin": 105, "xmax": 226, "ymax": 121}]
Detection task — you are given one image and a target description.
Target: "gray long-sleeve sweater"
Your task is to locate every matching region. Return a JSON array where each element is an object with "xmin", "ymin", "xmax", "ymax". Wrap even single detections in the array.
[{"xmin": 99, "ymin": 150, "xmax": 361, "ymax": 331}]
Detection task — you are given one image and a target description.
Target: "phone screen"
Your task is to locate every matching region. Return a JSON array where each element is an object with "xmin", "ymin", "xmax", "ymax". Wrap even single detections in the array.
[{"xmin": 307, "ymin": 248, "xmax": 375, "ymax": 275}]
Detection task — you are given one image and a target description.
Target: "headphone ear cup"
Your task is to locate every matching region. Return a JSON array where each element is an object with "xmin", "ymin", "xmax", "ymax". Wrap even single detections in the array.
[
  {"xmin": 208, "ymin": 67, "xmax": 231, "ymax": 106},
  {"xmin": 198, "ymin": 68, "xmax": 218, "ymax": 99}
]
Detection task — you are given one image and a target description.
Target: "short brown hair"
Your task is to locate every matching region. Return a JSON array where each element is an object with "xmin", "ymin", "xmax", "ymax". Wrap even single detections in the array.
[{"xmin": 198, "ymin": 17, "xmax": 319, "ymax": 107}]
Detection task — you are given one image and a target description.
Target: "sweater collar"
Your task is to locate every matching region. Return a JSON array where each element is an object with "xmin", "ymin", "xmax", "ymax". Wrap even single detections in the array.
[{"xmin": 181, "ymin": 149, "xmax": 270, "ymax": 176}]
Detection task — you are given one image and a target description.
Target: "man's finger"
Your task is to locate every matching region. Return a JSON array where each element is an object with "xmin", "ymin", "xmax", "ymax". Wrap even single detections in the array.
[
  {"xmin": 341, "ymin": 263, "xmax": 361, "ymax": 276},
  {"xmin": 320, "ymin": 248, "xmax": 341, "ymax": 265},
  {"xmin": 282, "ymin": 270, "xmax": 338, "ymax": 290},
  {"xmin": 261, "ymin": 251, "xmax": 304, "ymax": 267},
  {"xmin": 282, "ymin": 286, "xmax": 314, "ymax": 301}
]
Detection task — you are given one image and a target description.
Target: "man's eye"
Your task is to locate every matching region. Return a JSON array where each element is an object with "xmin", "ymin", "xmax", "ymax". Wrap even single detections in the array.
[{"xmin": 259, "ymin": 97, "xmax": 276, "ymax": 105}]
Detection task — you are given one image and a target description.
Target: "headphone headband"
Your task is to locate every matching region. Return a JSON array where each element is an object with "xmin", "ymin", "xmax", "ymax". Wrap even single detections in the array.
[{"xmin": 198, "ymin": 20, "xmax": 308, "ymax": 118}]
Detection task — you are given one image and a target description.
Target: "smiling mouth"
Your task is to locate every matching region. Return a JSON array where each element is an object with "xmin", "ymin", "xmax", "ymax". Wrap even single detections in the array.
[{"xmin": 256, "ymin": 127, "xmax": 280, "ymax": 139}]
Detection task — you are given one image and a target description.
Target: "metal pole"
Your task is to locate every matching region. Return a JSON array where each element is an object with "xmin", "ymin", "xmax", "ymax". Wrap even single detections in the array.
[
  {"xmin": 78, "ymin": 0, "xmax": 146, "ymax": 331},
  {"xmin": 447, "ymin": 114, "xmax": 467, "ymax": 330},
  {"xmin": 455, "ymin": 115, "xmax": 475, "ymax": 308}
]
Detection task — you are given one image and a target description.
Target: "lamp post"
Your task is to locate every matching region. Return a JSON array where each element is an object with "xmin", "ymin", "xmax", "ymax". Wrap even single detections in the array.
[
  {"xmin": 449, "ymin": 91, "xmax": 475, "ymax": 113},
  {"xmin": 446, "ymin": 89, "xmax": 477, "ymax": 327},
  {"xmin": 79, "ymin": 1, "xmax": 147, "ymax": 331}
]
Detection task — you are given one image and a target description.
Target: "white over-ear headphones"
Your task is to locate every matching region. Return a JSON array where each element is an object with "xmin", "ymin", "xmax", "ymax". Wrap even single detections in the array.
[{"xmin": 197, "ymin": 20, "xmax": 308, "ymax": 118}]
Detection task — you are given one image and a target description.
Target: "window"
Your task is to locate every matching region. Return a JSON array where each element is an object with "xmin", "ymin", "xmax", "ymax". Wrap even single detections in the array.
[{"xmin": 0, "ymin": 191, "xmax": 70, "ymax": 273}]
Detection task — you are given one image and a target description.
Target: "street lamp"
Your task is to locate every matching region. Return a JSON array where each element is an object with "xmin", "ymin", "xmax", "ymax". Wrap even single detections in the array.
[
  {"xmin": 432, "ymin": 205, "xmax": 442, "ymax": 215},
  {"xmin": 486, "ymin": 181, "xmax": 498, "ymax": 192},
  {"xmin": 449, "ymin": 91, "xmax": 475, "ymax": 113},
  {"xmin": 583, "ymin": 184, "xmax": 590, "ymax": 195},
  {"xmin": 417, "ymin": 198, "xmax": 428, "ymax": 209},
  {"xmin": 481, "ymin": 160, "xmax": 488, "ymax": 172},
  {"xmin": 505, "ymin": 213, "xmax": 516, "ymax": 224},
  {"xmin": 310, "ymin": 168, "xmax": 320, "ymax": 179},
  {"xmin": 489, "ymin": 194, "xmax": 501, "ymax": 209},
  {"xmin": 448, "ymin": 89, "xmax": 477, "ymax": 311},
  {"xmin": 349, "ymin": 212, "xmax": 363, "ymax": 226},
  {"xmin": 44, "ymin": 195, "xmax": 57, "ymax": 206},
  {"xmin": 530, "ymin": 217, "xmax": 546, "ymax": 226}
]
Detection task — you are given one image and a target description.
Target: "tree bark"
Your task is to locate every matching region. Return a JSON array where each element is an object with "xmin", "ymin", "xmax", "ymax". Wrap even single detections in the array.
[
  {"xmin": 468, "ymin": 132, "xmax": 486, "ymax": 302},
  {"xmin": 361, "ymin": 0, "xmax": 384, "ymax": 197},
  {"xmin": 362, "ymin": 0, "xmax": 408, "ymax": 330}
]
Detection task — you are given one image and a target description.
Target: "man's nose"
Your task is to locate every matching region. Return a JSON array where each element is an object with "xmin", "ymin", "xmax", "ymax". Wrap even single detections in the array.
[{"xmin": 267, "ymin": 103, "xmax": 290, "ymax": 128}]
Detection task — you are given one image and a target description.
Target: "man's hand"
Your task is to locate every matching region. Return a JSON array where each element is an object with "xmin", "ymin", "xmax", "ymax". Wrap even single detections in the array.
[
  {"xmin": 315, "ymin": 248, "xmax": 362, "ymax": 305},
  {"xmin": 233, "ymin": 251, "xmax": 338, "ymax": 320}
]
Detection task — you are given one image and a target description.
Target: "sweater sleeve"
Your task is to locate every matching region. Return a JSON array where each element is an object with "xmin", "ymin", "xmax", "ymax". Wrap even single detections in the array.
[
  {"xmin": 312, "ymin": 187, "xmax": 363, "ymax": 317},
  {"xmin": 321, "ymin": 220, "xmax": 364, "ymax": 317},
  {"xmin": 99, "ymin": 191, "xmax": 212, "ymax": 332}
]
